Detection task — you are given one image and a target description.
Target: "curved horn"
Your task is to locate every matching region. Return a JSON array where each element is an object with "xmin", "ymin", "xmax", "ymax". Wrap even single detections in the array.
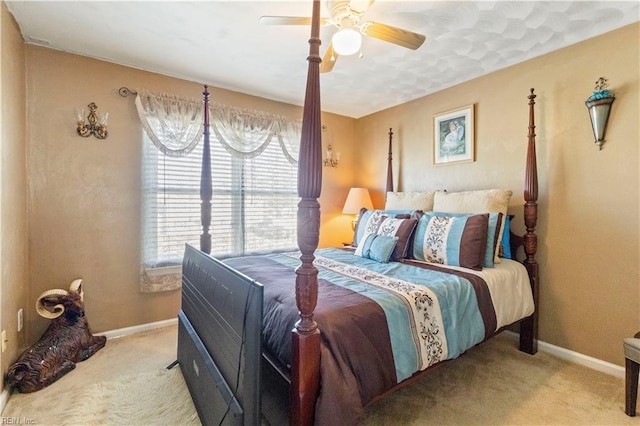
[
  {"xmin": 35, "ymin": 289, "xmax": 68, "ymax": 319},
  {"xmin": 69, "ymin": 279, "xmax": 84, "ymax": 302},
  {"xmin": 69, "ymin": 279, "xmax": 83, "ymax": 292}
]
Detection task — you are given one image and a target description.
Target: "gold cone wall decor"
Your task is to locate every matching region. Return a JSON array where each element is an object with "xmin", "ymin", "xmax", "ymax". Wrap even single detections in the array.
[{"xmin": 585, "ymin": 77, "xmax": 614, "ymax": 150}]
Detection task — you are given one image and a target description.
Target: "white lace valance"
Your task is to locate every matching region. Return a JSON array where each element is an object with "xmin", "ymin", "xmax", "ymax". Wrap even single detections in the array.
[
  {"xmin": 135, "ymin": 90, "xmax": 204, "ymax": 157},
  {"xmin": 134, "ymin": 89, "xmax": 301, "ymax": 164},
  {"xmin": 277, "ymin": 119, "xmax": 302, "ymax": 166},
  {"xmin": 210, "ymin": 104, "xmax": 277, "ymax": 159}
]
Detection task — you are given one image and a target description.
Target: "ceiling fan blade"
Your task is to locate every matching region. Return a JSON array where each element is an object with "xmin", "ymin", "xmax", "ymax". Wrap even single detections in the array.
[
  {"xmin": 320, "ymin": 41, "xmax": 339, "ymax": 73},
  {"xmin": 259, "ymin": 16, "xmax": 328, "ymax": 26},
  {"xmin": 360, "ymin": 21, "xmax": 426, "ymax": 50}
]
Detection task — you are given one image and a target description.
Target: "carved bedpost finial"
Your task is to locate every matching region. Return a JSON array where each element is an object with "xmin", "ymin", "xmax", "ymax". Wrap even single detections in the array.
[
  {"xmin": 386, "ymin": 128, "xmax": 394, "ymax": 194},
  {"xmin": 200, "ymin": 85, "xmax": 212, "ymax": 254},
  {"xmin": 524, "ymin": 88, "xmax": 538, "ymax": 264}
]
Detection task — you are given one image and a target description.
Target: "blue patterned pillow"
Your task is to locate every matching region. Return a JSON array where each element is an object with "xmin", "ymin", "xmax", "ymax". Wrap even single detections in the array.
[
  {"xmin": 412, "ymin": 213, "xmax": 489, "ymax": 270},
  {"xmin": 356, "ymin": 234, "xmax": 399, "ymax": 263},
  {"xmin": 353, "ymin": 208, "xmax": 418, "ymax": 261},
  {"xmin": 352, "ymin": 208, "xmax": 413, "ymax": 246},
  {"xmin": 429, "ymin": 211, "xmax": 503, "ymax": 268}
]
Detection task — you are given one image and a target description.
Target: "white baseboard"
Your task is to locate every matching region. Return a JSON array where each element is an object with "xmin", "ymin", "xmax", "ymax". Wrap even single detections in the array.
[
  {"xmin": 96, "ymin": 317, "xmax": 178, "ymax": 340},
  {"xmin": 503, "ymin": 331, "xmax": 625, "ymax": 378},
  {"xmin": 0, "ymin": 388, "xmax": 10, "ymax": 416}
]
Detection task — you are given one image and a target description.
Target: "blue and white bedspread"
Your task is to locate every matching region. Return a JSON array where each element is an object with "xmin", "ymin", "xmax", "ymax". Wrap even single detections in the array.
[
  {"xmin": 224, "ymin": 247, "xmax": 534, "ymax": 425},
  {"xmin": 311, "ymin": 248, "xmax": 530, "ymax": 379}
]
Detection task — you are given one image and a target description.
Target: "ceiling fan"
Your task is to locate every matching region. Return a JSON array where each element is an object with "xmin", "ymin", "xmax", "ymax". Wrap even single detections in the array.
[{"xmin": 260, "ymin": 0, "xmax": 426, "ymax": 73}]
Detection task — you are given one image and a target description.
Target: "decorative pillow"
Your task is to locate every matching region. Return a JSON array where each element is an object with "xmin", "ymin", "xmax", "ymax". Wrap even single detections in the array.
[
  {"xmin": 354, "ymin": 211, "xmax": 418, "ymax": 261},
  {"xmin": 499, "ymin": 215, "xmax": 512, "ymax": 259},
  {"xmin": 433, "ymin": 189, "xmax": 512, "ymax": 263},
  {"xmin": 412, "ymin": 212, "xmax": 489, "ymax": 271},
  {"xmin": 352, "ymin": 208, "xmax": 412, "ymax": 247},
  {"xmin": 355, "ymin": 234, "xmax": 399, "ymax": 263},
  {"xmin": 429, "ymin": 211, "xmax": 503, "ymax": 268},
  {"xmin": 385, "ymin": 191, "xmax": 437, "ymax": 211}
]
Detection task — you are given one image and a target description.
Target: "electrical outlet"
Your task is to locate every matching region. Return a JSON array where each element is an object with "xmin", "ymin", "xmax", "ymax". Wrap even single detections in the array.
[
  {"xmin": 18, "ymin": 308, "xmax": 23, "ymax": 332},
  {"xmin": 1, "ymin": 330, "xmax": 7, "ymax": 353}
]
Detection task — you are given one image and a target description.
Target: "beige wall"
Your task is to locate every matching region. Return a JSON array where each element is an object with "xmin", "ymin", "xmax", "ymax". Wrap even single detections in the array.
[
  {"xmin": 0, "ymin": 1, "xmax": 29, "ymax": 384},
  {"xmin": 356, "ymin": 23, "xmax": 640, "ymax": 366},
  {"xmin": 24, "ymin": 46, "xmax": 356, "ymax": 343}
]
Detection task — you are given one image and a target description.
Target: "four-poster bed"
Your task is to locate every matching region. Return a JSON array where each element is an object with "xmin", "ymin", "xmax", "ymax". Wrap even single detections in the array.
[{"xmin": 177, "ymin": 1, "xmax": 539, "ymax": 425}]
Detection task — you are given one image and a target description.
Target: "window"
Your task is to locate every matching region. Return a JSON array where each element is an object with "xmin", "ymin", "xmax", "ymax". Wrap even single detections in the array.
[{"xmin": 142, "ymin": 133, "xmax": 299, "ymax": 268}]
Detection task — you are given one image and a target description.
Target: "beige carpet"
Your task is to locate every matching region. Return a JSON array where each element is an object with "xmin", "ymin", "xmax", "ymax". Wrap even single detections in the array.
[
  {"xmin": 2, "ymin": 325, "xmax": 199, "ymax": 426},
  {"xmin": 2, "ymin": 325, "xmax": 637, "ymax": 425},
  {"xmin": 361, "ymin": 335, "xmax": 635, "ymax": 425}
]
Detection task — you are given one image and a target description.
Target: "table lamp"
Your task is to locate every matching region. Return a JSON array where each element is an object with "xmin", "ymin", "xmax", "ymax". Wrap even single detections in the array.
[{"xmin": 342, "ymin": 187, "xmax": 373, "ymax": 230}]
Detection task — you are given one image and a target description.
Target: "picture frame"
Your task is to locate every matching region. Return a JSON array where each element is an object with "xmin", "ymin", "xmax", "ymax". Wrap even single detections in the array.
[{"xmin": 433, "ymin": 104, "xmax": 475, "ymax": 165}]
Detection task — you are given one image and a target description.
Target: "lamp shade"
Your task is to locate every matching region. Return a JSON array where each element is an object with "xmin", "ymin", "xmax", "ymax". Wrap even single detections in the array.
[{"xmin": 342, "ymin": 187, "xmax": 373, "ymax": 214}]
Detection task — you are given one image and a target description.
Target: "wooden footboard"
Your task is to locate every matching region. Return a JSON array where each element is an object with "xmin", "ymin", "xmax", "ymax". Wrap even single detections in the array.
[{"xmin": 178, "ymin": 244, "xmax": 264, "ymax": 425}]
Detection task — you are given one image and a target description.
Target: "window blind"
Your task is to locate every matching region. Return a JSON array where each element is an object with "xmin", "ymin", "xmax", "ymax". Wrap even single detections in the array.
[{"xmin": 142, "ymin": 132, "xmax": 298, "ymax": 268}]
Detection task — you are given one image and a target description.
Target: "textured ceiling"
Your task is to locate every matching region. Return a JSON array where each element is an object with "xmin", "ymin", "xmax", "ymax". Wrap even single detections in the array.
[{"xmin": 6, "ymin": 1, "xmax": 639, "ymax": 118}]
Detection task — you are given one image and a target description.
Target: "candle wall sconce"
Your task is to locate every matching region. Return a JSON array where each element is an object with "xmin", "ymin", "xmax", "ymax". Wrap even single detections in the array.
[
  {"xmin": 323, "ymin": 144, "xmax": 340, "ymax": 167},
  {"xmin": 76, "ymin": 102, "xmax": 108, "ymax": 139},
  {"xmin": 585, "ymin": 77, "xmax": 615, "ymax": 150},
  {"xmin": 322, "ymin": 124, "xmax": 340, "ymax": 167}
]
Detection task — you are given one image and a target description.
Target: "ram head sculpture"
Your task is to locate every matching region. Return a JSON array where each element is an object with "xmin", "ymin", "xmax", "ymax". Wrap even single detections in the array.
[{"xmin": 6, "ymin": 279, "xmax": 107, "ymax": 393}]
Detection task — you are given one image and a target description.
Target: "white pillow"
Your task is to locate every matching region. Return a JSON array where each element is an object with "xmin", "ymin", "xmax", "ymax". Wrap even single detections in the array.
[
  {"xmin": 385, "ymin": 191, "xmax": 436, "ymax": 211},
  {"xmin": 433, "ymin": 189, "xmax": 512, "ymax": 263}
]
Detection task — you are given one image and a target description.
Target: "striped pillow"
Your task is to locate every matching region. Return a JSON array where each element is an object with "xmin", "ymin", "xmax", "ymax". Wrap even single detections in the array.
[
  {"xmin": 412, "ymin": 212, "xmax": 489, "ymax": 270},
  {"xmin": 429, "ymin": 211, "xmax": 503, "ymax": 268},
  {"xmin": 433, "ymin": 189, "xmax": 512, "ymax": 263}
]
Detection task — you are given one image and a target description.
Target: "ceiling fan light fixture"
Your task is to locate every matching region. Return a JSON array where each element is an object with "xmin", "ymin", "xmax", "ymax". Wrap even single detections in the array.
[{"xmin": 332, "ymin": 28, "xmax": 362, "ymax": 56}]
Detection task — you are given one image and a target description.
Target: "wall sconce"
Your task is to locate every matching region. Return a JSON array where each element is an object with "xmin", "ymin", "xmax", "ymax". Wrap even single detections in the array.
[
  {"xmin": 76, "ymin": 102, "xmax": 108, "ymax": 139},
  {"xmin": 342, "ymin": 187, "xmax": 373, "ymax": 230},
  {"xmin": 322, "ymin": 124, "xmax": 340, "ymax": 167},
  {"xmin": 323, "ymin": 144, "xmax": 341, "ymax": 167},
  {"xmin": 585, "ymin": 77, "xmax": 615, "ymax": 150}
]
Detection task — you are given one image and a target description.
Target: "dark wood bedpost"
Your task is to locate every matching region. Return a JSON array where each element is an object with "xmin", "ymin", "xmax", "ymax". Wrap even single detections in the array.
[
  {"xmin": 291, "ymin": 0, "xmax": 322, "ymax": 424},
  {"xmin": 386, "ymin": 128, "xmax": 394, "ymax": 193},
  {"xmin": 520, "ymin": 88, "xmax": 539, "ymax": 355},
  {"xmin": 200, "ymin": 85, "xmax": 212, "ymax": 254}
]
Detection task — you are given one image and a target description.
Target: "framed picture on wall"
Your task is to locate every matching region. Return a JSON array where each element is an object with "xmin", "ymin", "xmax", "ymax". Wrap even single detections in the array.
[{"xmin": 433, "ymin": 105, "xmax": 475, "ymax": 165}]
